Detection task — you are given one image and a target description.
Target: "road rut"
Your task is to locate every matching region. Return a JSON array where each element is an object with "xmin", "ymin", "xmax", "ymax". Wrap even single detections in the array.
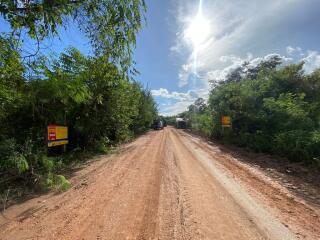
[{"xmin": 1, "ymin": 127, "xmax": 318, "ymax": 240}]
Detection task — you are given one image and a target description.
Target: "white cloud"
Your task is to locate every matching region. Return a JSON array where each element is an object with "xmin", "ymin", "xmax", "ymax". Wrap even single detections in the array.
[
  {"xmin": 286, "ymin": 46, "xmax": 303, "ymax": 56},
  {"xmin": 158, "ymin": 48, "xmax": 319, "ymax": 116},
  {"xmin": 163, "ymin": 0, "xmax": 320, "ymax": 115},
  {"xmin": 204, "ymin": 53, "xmax": 292, "ymax": 83},
  {"xmin": 151, "ymin": 88, "xmax": 200, "ymax": 101},
  {"xmin": 302, "ymin": 51, "xmax": 320, "ymax": 73},
  {"xmin": 161, "ymin": 101, "xmax": 194, "ymax": 116},
  {"xmin": 287, "ymin": 46, "xmax": 296, "ymax": 55},
  {"xmin": 151, "ymin": 88, "xmax": 170, "ymax": 97},
  {"xmin": 161, "ymin": 90, "xmax": 210, "ymax": 116},
  {"xmin": 219, "ymin": 54, "xmax": 251, "ymax": 64},
  {"xmin": 152, "ymin": 88, "xmax": 209, "ymax": 116},
  {"xmin": 205, "ymin": 66, "xmax": 237, "ymax": 83},
  {"xmin": 170, "ymin": 0, "xmax": 312, "ymax": 87},
  {"xmin": 178, "ymin": 63, "xmax": 194, "ymax": 87}
]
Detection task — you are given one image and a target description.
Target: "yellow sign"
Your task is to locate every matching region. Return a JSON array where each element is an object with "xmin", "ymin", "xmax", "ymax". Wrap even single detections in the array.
[
  {"xmin": 48, "ymin": 140, "xmax": 69, "ymax": 147},
  {"xmin": 221, "ymin": 116, "xmax": 231, "ymax": 127},
  {"xmin": 48, "ymin": 125, "xmax": 68, "ymax": 147}
]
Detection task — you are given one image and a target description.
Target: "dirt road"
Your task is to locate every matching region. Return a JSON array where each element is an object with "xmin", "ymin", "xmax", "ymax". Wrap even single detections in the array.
[{"xmin": 0, "ymin": 127, "xmax": 319, "ymax": 240}]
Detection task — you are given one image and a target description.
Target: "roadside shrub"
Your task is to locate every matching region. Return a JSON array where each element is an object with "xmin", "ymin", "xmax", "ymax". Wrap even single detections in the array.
[
  {"xmin": 273, "ymin": 130, "xmax": 314, "ymax": 162},
  {"xmin": 233, "ymin": 132, "xmax": 272, "ymax": 152},
  {"xmin": 53, "ymin": 175, "xmax": 71, "ymax": 191},
  {"xmin": 10, "ymin": 154, "xmax": 29, "ymax": 174},
  {"xmin": 0, "ymin": 46, "xmax": 158, "ymax": 193},
  {"xmin": 94, "ymin": 137, "xmax": 110, "ymax": 153},
  {"xmin": 45, "ymin": 174, "xmax": 71, "ymax": 192},
  {"xmin": 40, "ymin": 156, "xmax": 55, "ymax": 173},
  {"xmin": 206, "ymin": 59, "xmax": 320, "ymax": 165},
  {"xmin": 196, "ymin": 113, "xmax": 213, "ymax": 138},
  {"xmin": 0, "ymin": 138, "xmax": 29, "ymax": 174}
]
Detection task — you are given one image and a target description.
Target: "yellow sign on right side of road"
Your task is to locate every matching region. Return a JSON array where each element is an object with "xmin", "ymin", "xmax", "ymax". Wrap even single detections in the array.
[{"xmin": 221, "ymin": 116, "xmax": 231, "ymax": 127}]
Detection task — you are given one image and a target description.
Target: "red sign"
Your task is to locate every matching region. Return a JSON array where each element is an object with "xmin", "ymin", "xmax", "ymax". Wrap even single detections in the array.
[
  {"xmin": 48, "ymin": 125, "xmax": 57, "ymax": 141},
  {"xmin": 47, "ymin": 125, "xmax": 68, "ymax": 147}
]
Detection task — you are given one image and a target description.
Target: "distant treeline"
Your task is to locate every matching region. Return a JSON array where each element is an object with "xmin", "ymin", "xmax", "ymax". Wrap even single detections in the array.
[
  {"xmin": 171, "ymin": 56, "xmax": 320, "ymax": 167},
  {"xmin": 0, "ymin": 37, "xmax": 157, "ymax": 191}
]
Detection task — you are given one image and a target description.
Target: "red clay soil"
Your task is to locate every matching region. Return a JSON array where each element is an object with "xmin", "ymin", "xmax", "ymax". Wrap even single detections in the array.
[{"xmin": 0, "ymin": 127, "xmax": 319, "ymax": 240}]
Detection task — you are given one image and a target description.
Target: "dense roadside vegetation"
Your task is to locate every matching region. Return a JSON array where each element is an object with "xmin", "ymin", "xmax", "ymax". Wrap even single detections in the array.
[
  {"xmin": 0, "ymin": 40, "xmax": 157, "ymax": 193},
  {"xmin": 0, "ymin": 0, "xmax": 157, "ymax": 196},
  {"xmin": 173, "ymin": 56, "xmax": 320, "ymax": 167}
]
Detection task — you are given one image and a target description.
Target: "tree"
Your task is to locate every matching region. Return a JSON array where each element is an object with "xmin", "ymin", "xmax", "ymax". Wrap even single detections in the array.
[
  {"xmin": 0, "ymin": 0, "xmax": 146, "ymax": 68},
  {"xmin": 194, "ymin": 98, "xmax": 207, "ymax": 113},
  {"xmin": 0, "ymin": 45, "xmax": 158, "ymax": 188},
  {"xmin": 0, "ymin": 2, "xmax": 158, "ymax": 191},
  {"xmin": 0, "ymin": 34, "xmax": 25, "ymax": 134},
  {"xmin": 208, "ymin": 59, "xmax": 320, "ymax": 163},
  {"xmin": 132, "ymin": 85, "xmax": 157, "ymax": 134}
]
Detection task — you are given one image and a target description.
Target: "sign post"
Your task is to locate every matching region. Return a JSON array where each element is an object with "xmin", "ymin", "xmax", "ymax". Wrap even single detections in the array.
[
  {"xmin": 221, "ymin": 116, "xmax": 232, "ymax": 135},
  {"xmin": 221, "ymin": 116, "xmax": 231, "ymax": 128},
  {"xmin": 47, "ymin": 125, "xmax": 68, "ymax": 148}
]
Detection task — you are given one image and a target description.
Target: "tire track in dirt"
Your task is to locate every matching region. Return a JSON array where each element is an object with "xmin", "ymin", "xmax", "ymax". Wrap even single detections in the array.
[
  {"xmin": 55, "ymin": 137, "xmax": 156, "ymax": 239},
  {"xmin": 135, "ymin": 129, "xmax": 166, "ymax": 239},
  {"xmin": 66, "ymin": 130, "xmax": 166, "ymax": 240},
  {"xmin": 155, "ymin": 133, "xmax": 199, "ymax": 240},
  {"xmin": 0, "ymin": 132, "xmax": 163, "ymax": 240},
  {"xmin": 168, "ymin": 129, "xmax": 268, "ymax": 240},
  {"xmin": 177, "ymin": 129, "xmax": 319, "ymax": 240},
  {"xmin": 46, "ymin": 134, "xmax": 158, "ymax": 239},
  {"xmin": 0, "ymin": 127, "xmax": 307, "ymax": 240}
]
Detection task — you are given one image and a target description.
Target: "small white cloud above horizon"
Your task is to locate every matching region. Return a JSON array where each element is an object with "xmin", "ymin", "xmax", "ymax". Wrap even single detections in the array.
[
  {"xmin": 151, "ymin": 87, "xmax": 209, "ymax": 115},
  {"xmin": 157, "ymin": 48, "xmax": 320, "ymax": 115},
  {"xmin": 286, "ymin": 46, "xmax": 303, "ymax": 56},
  {"xmin": 302, "ymin": 51, "xmax": 320, "ymax": 74}
]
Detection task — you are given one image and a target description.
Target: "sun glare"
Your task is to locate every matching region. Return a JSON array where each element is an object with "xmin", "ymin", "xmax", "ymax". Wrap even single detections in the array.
[
  {"xmin": 185, "ymin": 0, "xmax": 210, "ymax": 48},
  {"xmin": 186, "ymin": 14, "xmax": 211, "ymax": 47}
]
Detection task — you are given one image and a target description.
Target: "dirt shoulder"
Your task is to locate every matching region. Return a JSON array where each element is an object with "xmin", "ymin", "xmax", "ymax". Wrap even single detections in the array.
[
  {"xmin": 0, "ymin": 127, "xmax": 318, "ymax": 239},
  {"xmin": 179, "ymin": 129, "xmax": 319, "ymax": 239},
  {"xmin": 184, "ymin": 130, "xmax": 320, "ymax": 208}
]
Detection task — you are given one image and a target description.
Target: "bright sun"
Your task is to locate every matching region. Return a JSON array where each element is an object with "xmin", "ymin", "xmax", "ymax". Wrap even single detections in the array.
[{"xmin": 185, "ymin": 13, "xmax": 211, "ymax": 47}]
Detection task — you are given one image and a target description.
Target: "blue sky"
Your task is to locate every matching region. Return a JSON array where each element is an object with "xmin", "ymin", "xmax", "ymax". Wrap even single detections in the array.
[
  {"xmin": 146, "ymin": 0, "xmax": 320, "ymax": 115},
  {"xmin": 1, "ymin": 0, "xmax": 320, "ymax": 115}
]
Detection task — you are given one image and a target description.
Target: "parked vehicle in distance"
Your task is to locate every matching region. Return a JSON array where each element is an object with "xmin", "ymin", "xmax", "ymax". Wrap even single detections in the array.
[
  {"xmin": 153, "ymin": 120, "xmax": 164, "ymax": 130},
  {"xmin": 163, "ymin": 119, "xmax": 167, "ymax": 127},
  {"xmin": 176, "ymin": 118, "xmax": 187, "ymax": 129}
]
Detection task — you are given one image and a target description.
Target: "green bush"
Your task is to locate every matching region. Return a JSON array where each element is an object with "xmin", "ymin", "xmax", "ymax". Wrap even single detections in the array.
[
  {"xmin": 273, "ymin": 130, "xmax": 311, "ymax": 162},
  {"xmin": 205, "ymin": 58, "xmax": 320, "ymax": 164},
  {"xmin": 11, "ymin": 154, "xmax": 29, "ymax": 174},
  {"xmin": 272, "ymin": 130, "xmax": 320, "ymax": 163},
  {"xmin": 94, "ymin": 137, "xmax": 111, "ymax": 153},
  {"xmin": 0, "ymin": 139, "xmax": 29, "ymax": 174},
  {"xmin": 40, "ymin": 156, "xmax": 55, "ymax": 172},
  {"xmin": 0, "ymin": 44, "xmax": 158, "ymax": 191},
  {"xmin": 232, "ymin": 132, "xmax": 273, "ymax": 152},
  {"xmin": 196, "ymin": 113, "xmax": 213, "ymax": 138},
  {"xmin": 54, "ymin": 175, "xmax": 71, "ymax": 192},
  {"xmin": 45, "ymin": 174, "xmax": 71, "ymax": 192}
]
